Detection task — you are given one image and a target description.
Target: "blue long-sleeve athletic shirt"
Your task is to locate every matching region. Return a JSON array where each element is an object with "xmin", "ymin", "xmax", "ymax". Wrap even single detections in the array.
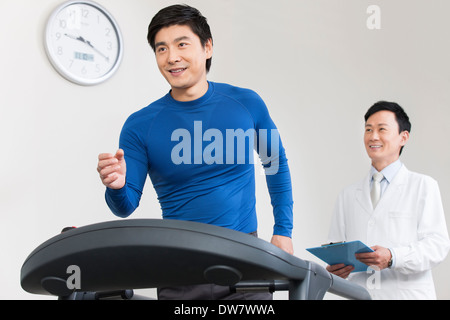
[{"xmin": 105, "ymin": 82, "xmax": 293, "ymax": 237}]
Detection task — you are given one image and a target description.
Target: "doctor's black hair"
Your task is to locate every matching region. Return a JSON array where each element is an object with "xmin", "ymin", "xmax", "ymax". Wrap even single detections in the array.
[
  {"xmin": 147, "ymin": 4, "xmax": 213, "ymax": 72},
  {"xmin": 364, "ymin": 101, "xmax": 411, "ymax": 155}
]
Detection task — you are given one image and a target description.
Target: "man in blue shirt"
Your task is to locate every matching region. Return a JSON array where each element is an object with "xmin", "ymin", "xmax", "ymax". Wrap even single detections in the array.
[{"xmin": 97, "ymin": 4, "xmax": 294, "ymax": 299}]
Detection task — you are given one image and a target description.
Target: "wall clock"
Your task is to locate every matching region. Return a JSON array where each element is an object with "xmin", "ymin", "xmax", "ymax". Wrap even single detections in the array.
[{"xmin": 44, "ymin": 0, "xmax": 124, "ymax": 86}]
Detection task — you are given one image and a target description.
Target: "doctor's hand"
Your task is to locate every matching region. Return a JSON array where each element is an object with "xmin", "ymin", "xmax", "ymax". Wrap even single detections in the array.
[
  {"xmin": 271, "ymin": 235, "xmax": 294, "ymax": 255},
  {"xmin": 355, "ymin": 245, "xmax": 392, "ymax": 270},
  {"xmin": 326, "ymin": 264, "xmax": 354, "ymax": 279},
  {"xmin": 97, "ymin": 149, "xmax": 126, "ymax": 190}
]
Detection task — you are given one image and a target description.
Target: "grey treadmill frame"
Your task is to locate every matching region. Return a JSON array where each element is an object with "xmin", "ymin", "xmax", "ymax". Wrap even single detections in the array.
[{"xmin": 20, "ymin": 219, "xmax": 371, "ymax": 300}]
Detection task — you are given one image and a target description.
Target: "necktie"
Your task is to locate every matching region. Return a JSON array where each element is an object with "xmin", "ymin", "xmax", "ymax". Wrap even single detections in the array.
[{"xmin": 370, "ymin": 172, "xmax": 384, "ymax": 208}]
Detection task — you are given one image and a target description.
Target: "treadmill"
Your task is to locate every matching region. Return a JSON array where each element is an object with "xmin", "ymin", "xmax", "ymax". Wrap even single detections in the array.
[{"xmin": 20, "ymin": 219, "xmax": 371, "ymax": 300}]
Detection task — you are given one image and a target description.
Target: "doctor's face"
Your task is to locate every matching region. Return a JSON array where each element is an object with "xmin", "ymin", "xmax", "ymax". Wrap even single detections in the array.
[{"xmin": 364, "ymin": 110, "xmax": 409, "ymax": 171}]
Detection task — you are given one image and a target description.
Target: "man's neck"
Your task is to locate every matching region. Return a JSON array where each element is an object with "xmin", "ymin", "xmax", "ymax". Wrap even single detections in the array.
[
  {"xmin": 371, "ymin": 157, "xmax": 400, "ymax": 172},
  {"xmin": 170, "ymin": 80, "xmax": 209, "ymax": 102}
]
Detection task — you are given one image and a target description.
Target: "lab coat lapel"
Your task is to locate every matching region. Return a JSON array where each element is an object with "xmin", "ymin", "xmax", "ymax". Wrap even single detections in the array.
[{"xmin": 355, "ymin": 171, "xmax": 373, "ymax": 215}]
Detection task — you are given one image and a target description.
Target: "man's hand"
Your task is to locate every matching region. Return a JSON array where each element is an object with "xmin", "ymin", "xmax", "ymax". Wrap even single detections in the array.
[
  {"xmin": 271, "ymin": 235, "xmax": 294, "ymax": 255},
  {"xmin": 326, "ymin": 264, "xmax": 354, "ymax": 279},
  {"xmin": 355, "ymin": 245, "xmax": 392, "ymax": 270},
  {"xmin": 97, "ymin": 149, "xmax": 126, "ymax": 189}
]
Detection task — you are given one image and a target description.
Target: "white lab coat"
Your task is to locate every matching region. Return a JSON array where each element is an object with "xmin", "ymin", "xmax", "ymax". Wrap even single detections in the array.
[{"xmin": 328, "ymin": 164, "xmax": 450, "ymax": 299}]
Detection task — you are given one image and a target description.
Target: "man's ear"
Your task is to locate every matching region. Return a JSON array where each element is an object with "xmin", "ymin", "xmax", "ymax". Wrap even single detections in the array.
[
  {"xmin": 205, "ymin": 38, "xmax": 213, "ymax": 59},
  {"xmin": 400, "ymin": 130, "xmax": 410, "ymax": 146}
]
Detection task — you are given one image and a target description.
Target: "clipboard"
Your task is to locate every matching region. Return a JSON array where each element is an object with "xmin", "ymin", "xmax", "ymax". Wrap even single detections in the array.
[{"xmin": 306, "ymin": 241, "xmax": 374, "ymax": 273}]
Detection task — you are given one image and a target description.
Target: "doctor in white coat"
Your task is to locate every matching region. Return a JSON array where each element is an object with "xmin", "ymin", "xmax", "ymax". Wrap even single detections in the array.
[{"xmin": 327, "ymin": 101, "xmax": 450, "ymax": 300}]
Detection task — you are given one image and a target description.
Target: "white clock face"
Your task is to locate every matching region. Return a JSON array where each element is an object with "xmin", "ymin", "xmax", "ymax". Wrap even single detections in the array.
[{"xmin": 45, "ymin": 1, "xmax": 123, "ymax": 85}]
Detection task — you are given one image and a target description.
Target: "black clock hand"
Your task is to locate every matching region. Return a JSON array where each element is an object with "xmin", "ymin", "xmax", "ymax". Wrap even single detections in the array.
[
  {"xmin": 79, "ymin": 36, "xmax": 110, "ymax": 62},
  {"xmin": 64, "ymin": 33, "xmax": 110, "ymax": 62}
]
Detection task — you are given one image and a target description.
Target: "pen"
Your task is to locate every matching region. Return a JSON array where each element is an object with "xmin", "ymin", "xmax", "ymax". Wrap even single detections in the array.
[{"xmin": 321, "ymin": 241, "xmax": 345, "ymax": 247}]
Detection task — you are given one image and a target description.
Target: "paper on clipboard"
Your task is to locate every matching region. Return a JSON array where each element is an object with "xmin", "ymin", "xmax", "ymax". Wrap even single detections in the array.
[{"xmin": 306, "ymin": 240, "xmax": 374, "ymax": 273}]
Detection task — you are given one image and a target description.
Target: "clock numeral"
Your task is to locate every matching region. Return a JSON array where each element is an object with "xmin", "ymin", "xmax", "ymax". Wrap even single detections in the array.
[
  {"xmin": 82, "ymin": 8, "xmax": 89, "ymax": 18},
  {"xmin": 105, "ymin": 28, "xmax": 111, "ymax": 37},
  {"xmin": 55, "ymin": 32, "xmax": 61, "ymax": 40},
  {"xmin": 81, "ymin": 66, "xmax": 87, "ymax": 75},
  {"xmin": 57, "ymin": 47, "xmax": 63, "ymax": 55},
  {"xmin": 59, "ymin": 19, "xmax": 67, "ymax": 29},
  {"xmin": 107, "ymin": 42, "xmax": 112, "ymax": 50}
]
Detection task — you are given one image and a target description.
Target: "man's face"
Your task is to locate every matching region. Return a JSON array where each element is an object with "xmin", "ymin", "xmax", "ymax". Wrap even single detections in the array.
[
  {"xmin": 154, "ymin": 24, "xmax": 212, "ymax": 100},
  {"xmin": 364, "ymin": 110, "xmax": 409, "ymax": 170}
]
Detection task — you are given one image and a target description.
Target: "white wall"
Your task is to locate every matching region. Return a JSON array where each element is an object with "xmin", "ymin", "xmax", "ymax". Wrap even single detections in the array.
[{"xmin": 2, "ymin": 0, "xmax": 449, "ymax": 300}]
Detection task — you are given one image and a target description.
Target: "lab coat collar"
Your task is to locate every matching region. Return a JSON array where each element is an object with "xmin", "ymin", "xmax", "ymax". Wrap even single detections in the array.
[{"xmin": 356, "ymin": 164, "xmax": 408, "ymax": 215}]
